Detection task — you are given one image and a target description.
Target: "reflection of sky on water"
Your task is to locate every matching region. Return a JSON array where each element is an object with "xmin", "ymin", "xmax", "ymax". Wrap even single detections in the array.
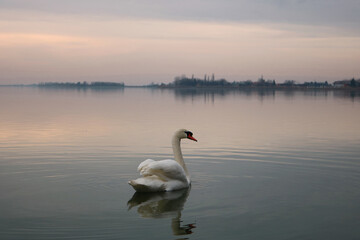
[
  {"xmin": 1, "ymin": 87, "xmax": 360, "ymax": 155},
  {"xmin": 1, "ymin": 86, "xmax": 360, "ymax": 239}
]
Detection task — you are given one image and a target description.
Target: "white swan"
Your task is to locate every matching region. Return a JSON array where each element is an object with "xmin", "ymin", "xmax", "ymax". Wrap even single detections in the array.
[{"xmin": 128, "ymin": 129, "xmax": 197, "ymax": 192}]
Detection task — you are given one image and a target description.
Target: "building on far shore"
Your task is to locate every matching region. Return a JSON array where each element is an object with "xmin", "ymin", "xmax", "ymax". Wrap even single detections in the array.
[{"xmin": 333, "ymin": 79, "xmax": 360, "ymax": 88}]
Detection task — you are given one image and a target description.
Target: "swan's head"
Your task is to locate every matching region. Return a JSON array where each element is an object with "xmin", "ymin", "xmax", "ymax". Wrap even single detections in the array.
[{"xmin": 175, "ymin": 129, "xmax": 197, "ymax": 142}]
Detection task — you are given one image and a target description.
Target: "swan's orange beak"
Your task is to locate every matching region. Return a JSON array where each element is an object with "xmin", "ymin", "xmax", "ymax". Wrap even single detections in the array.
[{"xmin": 188, "ymin": 136, "xmax": 197, "ymax": 142}]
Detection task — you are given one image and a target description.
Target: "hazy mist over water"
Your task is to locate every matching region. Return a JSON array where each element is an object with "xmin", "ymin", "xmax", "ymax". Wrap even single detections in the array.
[{"xmin": 1, "ymin": 86, "xmax": 360, "ymax": 239}]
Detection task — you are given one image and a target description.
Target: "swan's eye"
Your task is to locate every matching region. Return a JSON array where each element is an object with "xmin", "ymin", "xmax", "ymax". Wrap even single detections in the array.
[{"xmin": 185, "ymin": 131, "xmax": 197, "ymax": 142}]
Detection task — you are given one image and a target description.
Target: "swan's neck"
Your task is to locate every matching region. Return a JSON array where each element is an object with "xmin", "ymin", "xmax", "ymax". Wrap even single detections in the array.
[{"xmin": 172, "ymin": 136, "xmax": 189, "ymax": 176}]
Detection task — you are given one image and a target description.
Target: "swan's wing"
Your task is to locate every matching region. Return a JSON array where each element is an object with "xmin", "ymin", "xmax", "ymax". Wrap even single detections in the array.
[
  {"xmin": 139, "ymin": 159, "xmax": 187, "ymax": 182},
  {"xmin": 137, "ymin": 159, "xmax": 155, "ymax": 172}
]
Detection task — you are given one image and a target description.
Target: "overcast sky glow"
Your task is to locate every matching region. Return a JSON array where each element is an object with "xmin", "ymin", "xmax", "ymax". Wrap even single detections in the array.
[{"xmin": 1, "ymin": 0, "xmax": 360, "ymax": 84}]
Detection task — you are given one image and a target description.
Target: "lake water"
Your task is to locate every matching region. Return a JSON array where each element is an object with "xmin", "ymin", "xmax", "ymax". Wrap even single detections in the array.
[{"xmin": 1, "ymin": 86, "xmax": 360, "ymax": 239}]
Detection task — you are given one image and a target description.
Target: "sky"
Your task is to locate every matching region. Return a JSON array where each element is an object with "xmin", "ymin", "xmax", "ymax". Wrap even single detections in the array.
[{"xmin": 1, "ymin": 0, "xmax": 360, "ymax": 85}]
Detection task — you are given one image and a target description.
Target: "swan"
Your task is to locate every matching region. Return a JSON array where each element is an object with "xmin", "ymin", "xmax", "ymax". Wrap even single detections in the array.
[{"xmin": 128, "ymin": 129, "xmax": 197, "ymax": 192}]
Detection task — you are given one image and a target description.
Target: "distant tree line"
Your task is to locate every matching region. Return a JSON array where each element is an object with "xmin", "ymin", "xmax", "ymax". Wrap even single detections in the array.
[
  {"xmin": 154, "ymin": 75, "xmax": 360, "ymax": 89},
  {"xmin": 38, "ymin": 81, "xmax": 125, "ymax": 88},
  {"xmin": 171, "ymin": 74, "xmax": 231, "ymax": 87},
  {"xmin": 35, "ymin": 76, "xmax": 360, "ymax": 90}
]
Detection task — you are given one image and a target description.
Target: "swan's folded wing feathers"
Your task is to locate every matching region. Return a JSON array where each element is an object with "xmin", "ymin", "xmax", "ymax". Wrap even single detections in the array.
[
  {"xmin": 139, "ymin": 159, "xmax": 187, "ymax": 182},
  {"xmin": 137, "ymin": 159, "xmax": 155, "ymax": 173}
]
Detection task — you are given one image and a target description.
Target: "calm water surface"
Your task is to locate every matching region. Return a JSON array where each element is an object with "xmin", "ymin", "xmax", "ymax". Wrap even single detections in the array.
[{"xmin": 1, "ymin": 87, "xmax": 360, "ymax": 239}]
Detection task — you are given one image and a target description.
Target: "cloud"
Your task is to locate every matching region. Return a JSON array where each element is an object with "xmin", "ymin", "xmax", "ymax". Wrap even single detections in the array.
[
  {"xmin": 1, "ymin": 16, "xmax": 359, "ymax": 84},
  {"xmin": 1, "ymin": 0, "xmax": 359, "ymax": 31}
]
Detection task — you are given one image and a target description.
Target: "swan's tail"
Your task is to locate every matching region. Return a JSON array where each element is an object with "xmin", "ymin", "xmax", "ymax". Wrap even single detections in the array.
[
  {"xmin": 128, "ymin": 180, "xmax": 148, "ymax": 192},
  {"xmin": 128, "ymin": 178, "xmax": 166, "ymax": 192}
]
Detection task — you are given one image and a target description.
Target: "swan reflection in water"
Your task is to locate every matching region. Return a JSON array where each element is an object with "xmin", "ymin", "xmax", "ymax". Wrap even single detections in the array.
[{"xmin": 128, "ymin": 188, "xmax": 196, "ymax": 237}]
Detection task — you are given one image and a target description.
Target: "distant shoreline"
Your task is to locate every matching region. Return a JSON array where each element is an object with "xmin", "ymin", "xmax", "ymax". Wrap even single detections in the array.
[
  {"xmin": 1, "ymin": 84, "xmax": 360, "ymax": 91},
  {"xmin": 155, "ymin": 85, "xmax": 360, "ymax": 91},
  {"xmin": 1, "ymin": 77, "xmax": 360, "ymax": 91}
]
